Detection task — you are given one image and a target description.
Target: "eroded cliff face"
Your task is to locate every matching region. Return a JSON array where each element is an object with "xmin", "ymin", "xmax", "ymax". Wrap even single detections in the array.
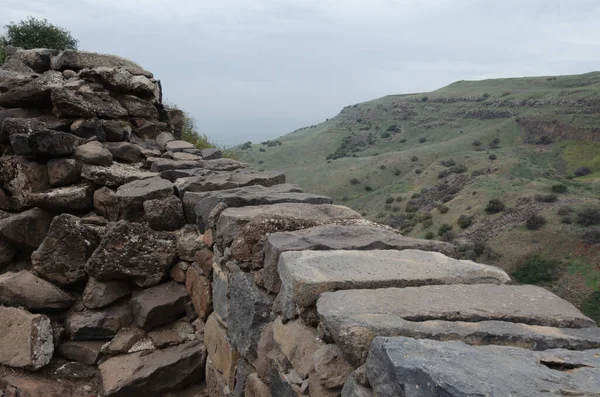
[{"xmin": 1, "ymin": 48, "xmax": 600, "ymax": 397}]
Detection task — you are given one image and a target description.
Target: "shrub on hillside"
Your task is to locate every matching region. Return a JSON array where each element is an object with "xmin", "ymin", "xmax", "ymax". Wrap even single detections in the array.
[
  {"xmin": 485, "ymin": 199, "xmax": 505, "ymax": 214},
  {"xmin": 441, "ymin": 195, "xmax": 454, "ymax": 203},
  {"xmin": 438, "ymin": 223, "xmax": 452, "ymax": 236},
  {"xmin": 394, "ymin": 169, "xmax": 401, "ymax": 176},
  {"xmin": 576, "ymin": 207, "xmax": 600, "ymax": 226},
  {"xmin": 415, "ymin": 169, "xmax": 422, "ymax": 174},
  {"xmin": 438, "ymin": 204, "xmax": 449, "ymax": 214},
  {"xmin": 557, "ymin": 206, "xmax": 573, "ymax": 216},
  {"xmin": 405, "ymin": 200, "xmax": 420, "ymax": 213},
  {"xmin": 526, "ymin": 214, "xmax": 546, "ymax": 230},
  {"xmin": 411, "ymin": 156, "xmax": 419, "ymax": 162},
  {"xmin": 395, "ymin": 196, "xmax": 404, "ymax": 202},
  {"xmin": 380, "ymin": 132, "xmax": 391, "ymax": 138},
  {"xmin": 422, "ymin": 219, "xmax": 433, "ymax": 228},
  {"xmin": 551, "ymin": 184, "xmax": 568, "ymax": 193},
  {"xmin": 385, "ymin": 197, "xmax": 394, "ymax": 204},
  {"xmin": 489, "ymin": 154, "xmax": 497, "ymax": 160},
  {"xmin": 240, "ymin": 141, "xmax": 252, "ymax": 150},
  {"xmin": 489, "ymin": 138, "xmax": 501, "ymax": 149},
  {"xmin": 535, "ymin": 194, "xmax": 558, "ymax": 203},
  {"xmin": 561, "ymin": 216, "xmax": 572, "ymax": 224},
  {"xmin": 259, "ymin": 148, "xmax": 266, "ymax": 152},
  {"xmin": 581, "ymin": 292, "xmax": 600, "ymax": 325},
  {"xmin": 386, "ymin": 124, "xmax": 400, "ymax": 132},
  {"xmin": 582, "ymin": 227, "xmax": 600, "ymax": 244},
  {"xmin": 349, "ymin": 178, "xmax": 359, "ymax": 185},
  {"xmin": 364, "ymin": 185, "xmax": 373, "ymax": 192},
  {"xmin": 418, "ymin": 137, "xmax": 427, "ymax": 143},
  {"xmin": 399, "ymin": 138, "xmax": 407, "ymax": 143},
  {"xmin": 574, "ymin": 167, "xmax": 591, "ymax": 177},
  {"xmin": 424, "ymin": 231, "xmax": 435, "ymax": 239},
  {"xmin": 472, "ymin": 140, "xmax": 482, "ymax": 147},
  {"xmin": 457, "ymin": 214, "xmax": 474, "ymax": 229},
  {"xmin": 511, "ymin": 256, "xmax": 563, "ymax": 284},
  {"xmin": 440, "ymin": 159, "xmax": 456, "ymax": 167}
]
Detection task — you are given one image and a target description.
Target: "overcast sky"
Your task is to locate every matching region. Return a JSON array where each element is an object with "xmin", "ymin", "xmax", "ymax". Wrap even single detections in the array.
[{"xmin": 2, "ymin": 0, "xmax": 600, "ymax": 146}]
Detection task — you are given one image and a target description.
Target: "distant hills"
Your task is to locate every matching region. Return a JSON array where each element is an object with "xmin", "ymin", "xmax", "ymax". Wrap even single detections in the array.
[{"xmin": 236, "ymin": 72, "xmax": 600, "ymax": 322}]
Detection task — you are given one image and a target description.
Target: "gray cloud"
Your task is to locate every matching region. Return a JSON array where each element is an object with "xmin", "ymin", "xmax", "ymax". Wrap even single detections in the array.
[{"xmin": 2, "ymin": 0, "xmax": 599, "ymax": 145}]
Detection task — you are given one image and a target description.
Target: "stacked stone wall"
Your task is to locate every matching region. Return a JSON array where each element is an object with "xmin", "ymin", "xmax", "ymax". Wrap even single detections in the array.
[{"xmin": 1, "ymin": 49, "xmax": 600, "ymax": 397}]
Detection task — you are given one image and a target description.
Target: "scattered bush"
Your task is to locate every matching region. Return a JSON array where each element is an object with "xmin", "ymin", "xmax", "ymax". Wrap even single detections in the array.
[
  {"xmin": 489, "ymin": 138, "xmax": 501, "ymax": 149},
  {"xmin": 240, "ymin": 141, "xmax": 252, "ymax": 150},
  {"xmin": 380, "ymin": 132, "xmax": 391, "ymax": 138},
  {"xmin": 557, "ymin": 206, "xmax": 573, "ymax": 216},
  {"xmin": 441, "ymin": 230, "xmax": 458, "ymax": 242},
  {"xmin": 438, "ymin": 223, "xmax": 453, "ymax": 236},
  {"xmin": 350, "ymin": 178, "xmax": 359, "ymax": 185},
  {"xmin": 457, "ymin": 214, "xmax": 474, "ymax": 229},
  {"xmin": 399, "ymin": 138, "xmax": 407, "ymax": 143},
  {"xmin": 488, "ymin": 154, "xmax": 497, "ymax": 160},
  {"xmin": 582, "ymin": 227, "xmax": 600, "ymax": 244},
  {"xmin": 551, "ymin": 184, "xmax": 568, "ymax": 194},
  {"xmin": 391, "ymin": 205, "xmax": 401, "ymax": 212},
  {"xmin": 405, "ymin": 200, "xmax": 420, "ymax": 213},
  {"xmin": 261, "ymin": 139, "xmax": 282, "ymax": 147},
  {"xmin": 438, "ymin": 204, "xmax": 449, "ymax": 214},
  {"xmin": 258, "ymin": 160, "xmax": 264, "ymax": 164},
  {"xmin": 422, "ymin": 219, "xmax": 433, "ymax": 229},
  {"xmin": 364, "ymin": 185, "xmax": 373, "ymax": 192},
  {"xmin": 485, "ymin": 199, "xmax": 505, "ymax": 214},
  {"xmin": 424, "ymin": 231, "xmax": 435, "ymax": 239},
  {"xmin": 394, "ymin": 169, "xmax": 401, "ymax": 176},
  {"xmin": 472, "ymin": 140, "xmax": 482, "ymax": 147},
  {"xmin": 441, "ymin": 195, "xmax": 454, "ymax": 203},
  {"xmin": 511, "ymin": 256, "xmax": 563, "ymax": 284},
  {"xmin": 561, "ymin": 216, "xmax": 573, "ymax": 224},
  {"xmin": 574, "ymin": 167, "xmax": 591, "ymax": 177},
  {"xmin": 581, "ymin": 292, "xmax": 600, "ymax": 325},
  {"xmin": 418, "ymin": 137, "xmax": 427, "ymax": 143},
  {"xmin": 259, "ymin": 148, "xmax": 266, "ymax": 152},
  {"xmin": 386, "ymin": 124, "xmax": 400, "ymax": 132},
  {"xmin": 395, "ymin": 196, "xmax": 404, "ymax": 202},
  {"xmin": 411, "ymin": 156, "xmax": 419, "ymax": 162},
  {"xmin": 576, "ymin": 207, "xmax": 600, "ymax": 226},
  {"xmin": 526, "ymin": 214, "xmax": 546, "ymax": 230},
  {"xmin": 415, "ymin": 169, "xmax": 422, "ymax": 174},
  {"xmin": 440, "ymin": 159, "xmax": 456, "ymax": 167},
  {"xmin": 535, "ymin": 194, "xmax": 558, "ymax": 203},
  {"xmin": 385, "ymin": 197, "xmax": 394, "ymax": 204},
  {"xmin": 380, "ymin": 165, "xmax": 387, "ymax": 170},
  {"xmin": 537, "ymin": 136, "xmax": 553, "ymax": 145},
  {"xmin": 411, "ymin": 193, "xmax": 421, "ymax": 199}
]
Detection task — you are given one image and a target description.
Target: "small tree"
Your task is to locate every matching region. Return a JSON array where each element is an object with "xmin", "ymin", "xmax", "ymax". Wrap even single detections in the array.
[{"xmin": 0, "ymin": 17, "xmax": 78, "ymax": 63}]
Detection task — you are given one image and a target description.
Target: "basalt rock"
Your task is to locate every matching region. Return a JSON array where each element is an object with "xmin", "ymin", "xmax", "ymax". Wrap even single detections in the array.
[
  {"xmin": 0, "ymin": 270, "xmax": 73, "ymax": 311},
  {"xmin": 85, "ymin": 221, "xmax": 178, "ymax": 287}
]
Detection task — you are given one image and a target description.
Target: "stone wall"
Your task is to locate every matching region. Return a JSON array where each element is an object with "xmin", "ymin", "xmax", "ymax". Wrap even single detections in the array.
[{"xmin": 1, "ymin": 49, "xmax": 600, "ymax": 397}]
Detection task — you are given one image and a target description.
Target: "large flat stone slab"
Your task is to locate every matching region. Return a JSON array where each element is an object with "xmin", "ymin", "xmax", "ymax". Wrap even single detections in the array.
[
  {"xmin": 318, "ymin": 285, "xmax": 595, "ymax": 364},
  {"xmin": 195, "ymin": 184, "xmax": 330, "ymax": 231},
  {"xmin": 264, "ymin": 223, "xmax": 456, "ymax": 293},
  {"xmin": 321, "ymin": 315, "xmax": 600, "ymax": 366},
  {"xmin": 366, "ymin": 337, "xmax": 600, "ymax": 396},
  {"xmin": 216, "ymin": 203, "xmax": 362, "ymax": 248},
  {"xmin": 0, "ymin": 270, "xmax": 73, "ymax": 311},
  {"xmin": 99, "ymin": 341, "xmax": 206, "ymax": 397},
  {"xmin": 81, "ymin": 163, "xmax": 157, "ymax": 188},
  {"xmin": 279, "ymin": 250, "xmax": 509, "ymax": 311},
  {"xmin": 182, "ymin": 183, "xmax": 302, "ymax": 224}
]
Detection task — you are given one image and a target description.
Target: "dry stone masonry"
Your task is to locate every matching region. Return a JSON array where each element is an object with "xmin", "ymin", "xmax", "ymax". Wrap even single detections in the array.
[{"xmin": 0, "ymin": 47, "xmax": 599, "ymax": 397}]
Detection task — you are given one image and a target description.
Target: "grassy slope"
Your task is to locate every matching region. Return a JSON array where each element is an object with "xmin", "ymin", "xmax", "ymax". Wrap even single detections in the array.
[{"xmin": 236, "ymin": 72, "xmax": 600, "ymax": 321}]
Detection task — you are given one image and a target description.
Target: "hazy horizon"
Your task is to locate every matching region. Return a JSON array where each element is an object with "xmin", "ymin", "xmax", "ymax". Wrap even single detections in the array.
[{"xmin": 3, "ymin": 0, "xmax": 600, "ymax": 146}]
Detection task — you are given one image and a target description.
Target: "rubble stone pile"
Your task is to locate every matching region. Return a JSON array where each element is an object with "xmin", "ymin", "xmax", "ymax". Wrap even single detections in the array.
[{"xmin": 1, "ymin": 48, "xmax": 600, "ymax": 397}]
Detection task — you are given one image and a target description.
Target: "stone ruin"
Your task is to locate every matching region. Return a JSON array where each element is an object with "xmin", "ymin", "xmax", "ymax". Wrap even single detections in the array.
[{"xmin": 0, "ymin": 47, "xmax": 599, "ymax": 397}]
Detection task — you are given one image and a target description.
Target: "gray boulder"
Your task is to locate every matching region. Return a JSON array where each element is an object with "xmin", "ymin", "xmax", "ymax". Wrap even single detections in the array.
[
  {"xmin": 93, "ymin": 186, "xmax": 120, "ymax": 221},
  {"xmin": 1, "ymin": 116, "xmax": 71, "ymax": 143},
  {"xmin": 116, "ymin": 94, "xmax": 159, "ymax": 119},
  {"xmin": 0, "ymin": 70, "xmax": 64, "ymax": 108},
  {"xmin": 366, "ymin": 336, "xmax": 600, "ymax": 396},
  {"xmin": 104, "ymin": 142, "xmax": 141, "ymax": 163},
  {"xmin": 0, "ymin": 108, "xmax": 50, "ymax": 143},
  {"xmin": 74, "ymin": 141, "xmax": 113, "ymax": 166},
  {"xmin": 2, "ymin": 48, "xmax": 57, "ymax": 73},
  {"xmin": 165, "ymin": 140, "xmax": 195, "ymax": 152},
  {"xmin": 102, "ymin": 119, "xmax": 131, "ymax": 142},
  {"xmin": 58, "ymin": 340, "xmax": 104, "ymax": 365},
  {"xmin": 81, "ymin": 162, "xmax": 157, "ymax": 188},
  {"xmin": 79, "ymin": 67, "xmax": 157, "ymax": 99},
  {"xmin": 0, "ymin": 155, "xmax": 50, "ymax": 211},
  {"xmin": 0, "ymin": 207, "xmax": 54, "ymax": 251},
  {"xmin": 131, "ymin": 281, "xmax": 188, "ymax": 330},
  {"xmin": 47, "ymin": 158, "xmax": 81, "ymax": 187},
  {"xmin": 143, "ymin": 195, "xmax": 185, "ymax": 231},
  {"xmin": 83, "ymin": 278, "xmax": 130, "ymax": 309},
  {"xmin": 32, "ymin": 214, "xmax": 102, "ymax": 286},
  {"xmin": 51, "ymin": 49, "xmax": 149, "ymax": 74},
  {"xmin": 70, "ymin": 117, "xmax": 106, "ymax": 141},
  {"xmin": 65, "ymin": 300, "xmax": 133, "ymax": 340},
  {"xmin": 0, "ymin": 240, "xmax": 15, "ymax": 268},
  {"xmin": 116, "ymin": 176, "xmax": 174, "ymax": 221},
  {"xmin": 29, "ymin": 183, "xmax": 94, "ymax": 212},
  {"xmin": 99, "ymin": 341, "xmax": 206, "ymax": 397},
  {"xmin": 11, "ymin": 129, "xmax": 83, "ymax": 157},
  {"xmin": 0, "ymin": 270, "xmax": 73, "ymax": 311},
  {"xmin": 51, "ymin": 86, "xmax": 128, "ymax": 119},
  {"xmin": 200, "ymin": 147, "xmax": 222, "ymax": 160},
  {"xmin": 85, "ymin": 221, "xmax": 178, "ymax": 287}
]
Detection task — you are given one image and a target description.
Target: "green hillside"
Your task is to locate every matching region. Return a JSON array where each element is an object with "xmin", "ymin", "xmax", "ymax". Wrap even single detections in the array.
[{"xmin": 236, "ymin": 72, "xmax": 600, "ymax": 321}]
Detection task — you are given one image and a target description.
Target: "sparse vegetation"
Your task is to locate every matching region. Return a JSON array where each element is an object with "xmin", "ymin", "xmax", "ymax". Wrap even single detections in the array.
[
  {"xmin": 526, "ymin": 214, "xmax": 546, "ymax": 230},
  {"xmin": 438, "ymin": 223, "xmax": 453, "ymax": 236},
  {"xmin": 576, "ymin": 207, "xmax": 600, "ymax": 226},
  {"xmin": 424, "ymin": 231, "xmax": 435, "ymax": 239},
  {"xmin": 551, "ymin": 184, "xmax": 568, "ymax": 193},
  {"xmin": 437, "ymin": 204, "xmax": 449, "ymax": 214},
  {"xmin": 582, "ymin": 227, "xmax": 600, "ymax": 244},
  {"xmin": 535, "ymin": 194, "xmax": 558, "ymax": 203},
  {"xmin": 574, "ymin": 167, "xmax": 591, "ymax": 177},
  {"xmin": 485, "ymin": 199, "xmax": 505, "ymax": 214},
  {"xmin": 512, "ymin": 256, "xmax": 563, "ymax": 284},
  {"xmin": 457, "ymin": 214, "xmax": 474, "ymax": 229},
  {"xmin": 364, "ymin": 185, "xmax": 373, "ymax": 191},
  {"xmin": 350, "ymin": 178, "xmax": 360, "ymax": 185},
  {"xmin": 411, "ymin": 156, "xmax": 419, "ymax": 162}
]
